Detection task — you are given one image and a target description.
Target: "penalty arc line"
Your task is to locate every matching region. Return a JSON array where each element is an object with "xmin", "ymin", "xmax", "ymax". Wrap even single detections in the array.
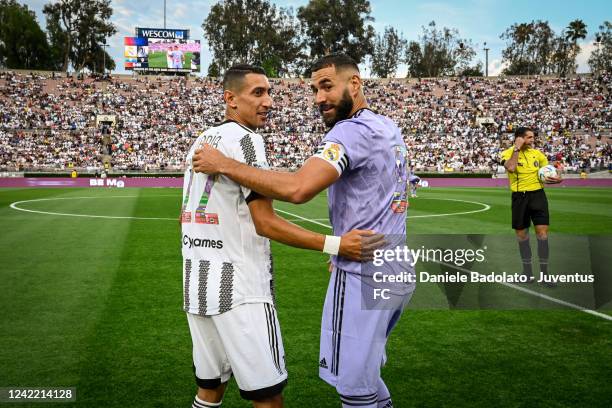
[
  {"xmin": 276, "ymin": 197, "xmax": 491, "ymax": 224},
  {"xmin": 274, "ymin": 208, "xmax": 612, "ymax": 322},
  {"xmin": 9, "ymin": 196, "xmax": 176, "ymax": 221},
  {"xmin": 9, "ymin": 196, "xmax": 489, "ymax": 223},
  {"xmin": 8, "ymin": 197, "xmax": 612, "ymax": 320}
]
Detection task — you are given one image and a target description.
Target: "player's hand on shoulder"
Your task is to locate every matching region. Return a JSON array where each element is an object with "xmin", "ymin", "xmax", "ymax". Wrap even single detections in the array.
[
  {"xmin": 339, "ymin": 229, "xmax": 386, "ymax": 262},
  {"xmin": 192, "ymin": 144, "xmax": 226, "ymax": 174}
]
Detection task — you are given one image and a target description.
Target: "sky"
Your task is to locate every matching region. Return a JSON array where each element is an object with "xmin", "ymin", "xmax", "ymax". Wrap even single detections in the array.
[{"xmin": 23, "ymin": 0, "xmax": 612, "ymax": 77}]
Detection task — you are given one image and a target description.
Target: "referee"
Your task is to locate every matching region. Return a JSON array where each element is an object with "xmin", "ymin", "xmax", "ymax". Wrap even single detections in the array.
[{"xmin": 500, "ymin": 127, "xmax": 562, "ymax": 283}]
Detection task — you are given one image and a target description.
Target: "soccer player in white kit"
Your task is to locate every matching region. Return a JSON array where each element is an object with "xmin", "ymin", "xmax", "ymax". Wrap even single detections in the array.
[
  {"xmin": 181, "ymin": 64, "xmax": 383, "ymax": 408},
  {"xmin": 191, "ymin": 55, "xmax": 413, "ymax": 408}
]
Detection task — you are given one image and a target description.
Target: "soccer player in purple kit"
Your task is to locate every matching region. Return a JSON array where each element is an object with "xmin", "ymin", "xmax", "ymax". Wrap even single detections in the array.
[{"xmin": 192, "ymin": 54, "xmax": 413, "ymax": 408}]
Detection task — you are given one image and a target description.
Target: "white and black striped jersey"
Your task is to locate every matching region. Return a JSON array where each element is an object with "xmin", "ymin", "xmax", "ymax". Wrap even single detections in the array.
[{"xmin": 181, "ymin": 120, "xmax": 274, "ymax": 316}]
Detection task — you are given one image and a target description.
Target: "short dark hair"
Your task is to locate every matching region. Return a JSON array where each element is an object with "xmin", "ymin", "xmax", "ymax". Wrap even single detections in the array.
[
  {"xmin": 222, "ymin": 64, "xmax": 266, "ymax": 91},
  {"xmin": 310, "ymin": 53, "xmax": 359, "ymax": 74},
  {"xmin": 514, "ymin": 127, "xmax": 537, "ymax": 138}
]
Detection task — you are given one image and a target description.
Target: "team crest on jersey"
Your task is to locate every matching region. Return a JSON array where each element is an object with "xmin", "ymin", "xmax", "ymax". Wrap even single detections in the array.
[
  {"xmin": 195, "ymin": 206, "xmax": 219, "ymax": 225},
  {"xmin": 323, "ymin": 144, "xmax": 341, "ymax": 162},
  {"xmin": 534, "ymin": 160, "xmax": 539, "ymax": 167}
]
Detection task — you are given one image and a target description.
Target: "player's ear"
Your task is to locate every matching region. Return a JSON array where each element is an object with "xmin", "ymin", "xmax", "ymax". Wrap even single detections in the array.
[
  {"xmin": 224, "ymin": 90, "xmax": 237, "ymax": 109},
  {"xmin": 349, "ymin": 73, "xmax": 361, "ymax": 95}
]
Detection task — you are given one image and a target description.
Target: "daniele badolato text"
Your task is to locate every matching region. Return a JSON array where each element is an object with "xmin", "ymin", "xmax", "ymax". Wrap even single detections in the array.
[{"xmin": 371, "ymin": 246, "xmax": 595, "ymax": 284}]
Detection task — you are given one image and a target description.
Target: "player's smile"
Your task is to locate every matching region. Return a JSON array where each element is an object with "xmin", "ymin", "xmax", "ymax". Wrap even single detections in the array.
[
  {"xmin": 257, "ymin": 111, "xmax": 269, "ymax": 122},
  {"xmin": 320, "ymin": 104, "xmax": 335, "ymax": 115}
]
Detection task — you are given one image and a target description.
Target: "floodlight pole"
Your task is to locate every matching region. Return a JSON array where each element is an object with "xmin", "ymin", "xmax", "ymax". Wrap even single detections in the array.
[
  {"xmin": 102, "ymin": 43, "xmax": 108, "ymax": 75},
  {"xmin": 484, "ymin": 42, "xmax": 490, "ymax": 77}
]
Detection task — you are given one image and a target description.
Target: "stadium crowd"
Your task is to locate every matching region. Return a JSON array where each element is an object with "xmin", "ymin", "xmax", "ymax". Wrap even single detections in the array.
[{"xmin": 0, "ymin": 70, "xmax": 610, "ymax": 173}]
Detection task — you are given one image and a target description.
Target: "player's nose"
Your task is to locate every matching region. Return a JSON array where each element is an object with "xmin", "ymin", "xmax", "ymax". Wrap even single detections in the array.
[
  {"xmin": 262, "ymin": 94, "xmax": 273, "ymax": 108},
  {"xmin": 314, "ymin": 91, "xmax": 326, "ymax": 106}
]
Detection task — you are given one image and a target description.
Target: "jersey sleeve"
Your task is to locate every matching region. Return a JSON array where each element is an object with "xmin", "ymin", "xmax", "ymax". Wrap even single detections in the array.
[
  {"xmin": 322, "ymin": 121, "xmax": 368, "ymax": 172},
  {"xmin": 230, "ymin": 132, "xmax": 270, "ymax": 201},
  {"xmin": 312, "ymin": 140, "xmax": 349, "ymax": 175},
  {"xmin": 538, "ymin": 151, "xmax": 549, "ymax": 167},
  {"xmin": 499, "ymin": 148, "xmax": 513, "ymax": 165}
]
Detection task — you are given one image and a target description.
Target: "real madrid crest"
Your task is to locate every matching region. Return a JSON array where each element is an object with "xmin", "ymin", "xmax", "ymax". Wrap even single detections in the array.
[{"xmin": 323, "ymin": 143, "xmax": 340, "ymax": 162}]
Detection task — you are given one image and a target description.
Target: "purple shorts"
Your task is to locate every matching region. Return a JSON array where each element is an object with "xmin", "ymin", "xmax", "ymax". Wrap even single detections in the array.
[{"xmin": 319, "ymin": 267, "xmax": 413, "ymax": 397}]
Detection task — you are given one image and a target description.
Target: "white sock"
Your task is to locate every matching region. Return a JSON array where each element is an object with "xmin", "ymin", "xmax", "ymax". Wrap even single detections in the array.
[
  {"xmin": 377, "ymin": 378, "xmax": 393, "ymax": 408},
  {"xmin": 192, "ymin": 395, "xmax": 222, "ymax": 408}
]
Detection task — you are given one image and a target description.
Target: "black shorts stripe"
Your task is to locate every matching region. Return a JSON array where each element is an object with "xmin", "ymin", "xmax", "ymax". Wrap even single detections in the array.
[
  {"xmin": 265, "ymin": 304, "xmax": 283, "ymax": 375},
  {"xmin": 336, "ymin": 270, "xmax": 347, "ymax": 376},
  {"xmin": 197, "ymin": 260, "xmax": 210, "ymax": 315},
  {"xmin": 264, "ymin": 303, "xmax": 283, "ymax": 374},
  {"xmin": 332, "ymin": 269, "xmax": 347, "ymax": 376},
  {"xmin": 184, "ymin": 259, "xmax": 192, "ymax": 311},
  {"xmin": 264, "ymin": 304, "xmax": 276, "ymax": 371},
  {"xmin": 272, "ymin": 306, "xmax": 283, "ymax": 374},
  {"xmin": 340, "ymin": 392, "xmax": 378, "ymax": 401},
  {"xmin": 340, "ymin": 398, "xmax": 378, "ymax": 406},
  {"xmin": 330, "ymin": 269, "xmax": 341, "ymax": 374}
]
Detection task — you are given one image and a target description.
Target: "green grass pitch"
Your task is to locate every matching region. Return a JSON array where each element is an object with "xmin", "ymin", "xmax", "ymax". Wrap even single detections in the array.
[{"xmin": 1, "ymin": 187, "xmax": 611, "ymax": 407}]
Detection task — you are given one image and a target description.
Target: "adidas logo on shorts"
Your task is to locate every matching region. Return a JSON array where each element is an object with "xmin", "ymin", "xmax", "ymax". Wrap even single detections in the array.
[{"xmin": 319, "ymin": 358, "xmax": 328, "ymax": 369}]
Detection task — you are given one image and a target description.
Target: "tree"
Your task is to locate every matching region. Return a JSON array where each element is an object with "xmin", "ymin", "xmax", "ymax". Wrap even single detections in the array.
[
  {"xmin": 208, "ymin": 61, "xmax": 221, "ymax": 77},
  {"xmin": 202, "ymin": 0, "xmax": 303, "ymax": 77},
  {"xmin": 297, "ymin": 0, "xmax": 375, "ymax": 69},
  {"xmin": 458, "ymin": 62, "xmax": 484, "ymax": 77},
  {"xmin": 403, "ymin": 21, "xmax": 476, "ymax": 77},
  {"xmin": 552, "ymin": 19, "xmax": 588, "ymax": 76},
  {"xmin": 0, "ymin": 0, "xmax": 52, "ymax": 69},
  {"xmin": 404, "ymin": 41, "xmax": 423, "ymax": 78},
  {"xmin": 370, "ymin": 26, "xmax": 406, "ymax": 78},
  {"xmin": 589, "ymin": 21, "xmax": 612, "ymax": 74},
  {"xmin": 502, "ymin": 19, "xmax": 588, "ymax": 76},
  {"xmin": 500, "ymin": 20, "xmax": 569, "ymax": 75},
  {"xmin": 43, "ymin": 0, "xmax": 116, "ymax": 72}
]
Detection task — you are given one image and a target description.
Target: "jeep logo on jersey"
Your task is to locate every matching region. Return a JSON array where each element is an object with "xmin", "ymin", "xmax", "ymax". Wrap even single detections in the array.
[{"xmin": 183, "ymin": 235, "xmax": 223, "ymax": 249}]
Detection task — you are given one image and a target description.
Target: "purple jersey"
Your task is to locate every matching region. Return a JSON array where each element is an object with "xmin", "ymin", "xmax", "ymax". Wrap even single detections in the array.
[{"xmin": 318, "ymin": 108, "xmax": 408, "ymax": 274}]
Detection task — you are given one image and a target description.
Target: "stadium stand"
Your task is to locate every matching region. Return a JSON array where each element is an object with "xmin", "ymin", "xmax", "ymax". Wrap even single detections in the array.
[{"xmin": 0, "ymin": 70, "xmax": 610, "ymax": 173}]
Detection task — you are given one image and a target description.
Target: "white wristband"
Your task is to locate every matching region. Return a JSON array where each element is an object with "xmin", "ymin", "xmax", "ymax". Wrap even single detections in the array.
[{"xmin": 323, "ymin": 235, "xmax": 341, "ymax": 255}]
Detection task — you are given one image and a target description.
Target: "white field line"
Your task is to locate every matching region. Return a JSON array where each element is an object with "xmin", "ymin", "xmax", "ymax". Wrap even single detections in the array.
[
  {"xmin": 409, "ymin": 198, "xmax": 490, "ymax": 218},
  {"xmin": 9, "ymin": 196, "xmax": 175, "ymax": 221},
  {"xmin": 8, "ymin": 196, "xmax": 612, "ymax": 320},
  {"xmin": 9, "ymin": 196, "xmax": 489, "ymax": 223},
  {"xmin": 275, "ymin": 208, "xmax": 612, "ymax": 322}
]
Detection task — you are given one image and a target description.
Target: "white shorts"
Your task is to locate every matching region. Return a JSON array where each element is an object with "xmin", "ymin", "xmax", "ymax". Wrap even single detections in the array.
[{"xmin": 187, "ymin": 302, "xmax": 287, "ymax": 400}]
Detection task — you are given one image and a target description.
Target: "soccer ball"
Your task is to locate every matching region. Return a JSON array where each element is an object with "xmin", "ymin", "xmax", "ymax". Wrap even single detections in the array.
[{"xmin": 538, "ymin": 165, "xmax": 558, "ymax": 183}]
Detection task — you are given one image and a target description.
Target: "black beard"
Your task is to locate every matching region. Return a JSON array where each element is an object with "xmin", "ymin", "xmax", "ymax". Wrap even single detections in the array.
[{"xmin": 320, "ymin": 89, "xmax": 354, "ymax": 128}]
